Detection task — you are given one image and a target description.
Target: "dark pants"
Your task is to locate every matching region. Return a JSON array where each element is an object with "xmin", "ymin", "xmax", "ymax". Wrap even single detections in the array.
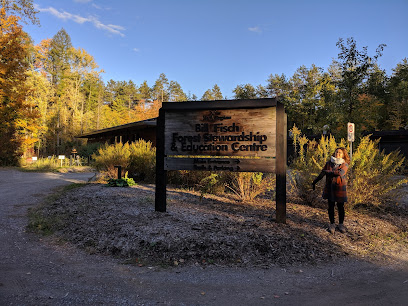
[{"xmin": 328, "ymin": 201, "xmax": 345, "ymax": 224}]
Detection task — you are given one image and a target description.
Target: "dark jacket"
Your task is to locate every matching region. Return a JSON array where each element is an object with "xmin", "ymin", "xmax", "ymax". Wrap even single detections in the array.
[{"xmin": 313, "ymin": 161, "xmax": 348, "ymax": 203}]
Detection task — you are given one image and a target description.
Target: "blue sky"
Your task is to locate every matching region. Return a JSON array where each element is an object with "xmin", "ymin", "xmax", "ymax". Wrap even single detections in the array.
[{"xmin": 23, "ymin": 0, "xmax": 408, "ymax": 99}]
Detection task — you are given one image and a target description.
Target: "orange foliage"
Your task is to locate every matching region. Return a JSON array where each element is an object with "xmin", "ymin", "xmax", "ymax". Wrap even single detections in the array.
[
  {"xmin": 33, "ymin": 38, "xmax": 52, "ymax": 74},
  {"xmin": 0, "ymin": 8, "xmax": 40, "ymax": 164}
]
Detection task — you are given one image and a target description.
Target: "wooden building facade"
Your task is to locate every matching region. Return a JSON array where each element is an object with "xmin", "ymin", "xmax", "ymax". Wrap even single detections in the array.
[{"xmin": 363, "ymin": 129, "xmax": 408, "ymax": 159}]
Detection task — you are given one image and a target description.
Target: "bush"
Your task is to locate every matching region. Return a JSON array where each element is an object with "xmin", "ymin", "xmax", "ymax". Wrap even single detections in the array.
[
  {"xmin": 107, "ymin": 172, "xmax": 137, "ymax": 187},
  {"xmin": 168, "ymin": 169, "xmax": 275, "ymax": 202},
  {"xmin": 21, "ymin": 156, "xmax": 59, "ymax": 171},
  {"xmin": 92, "ymin": 140, "xmax": 156, "ymax": 182},
  {"xmin": 288, "ymin": 125, "xmax": 407, "ymax": 208},
  {"xmin": 349, "ymin": 136, "xmax": 407, "ymax": 206},
  {"xmin": 168, "ymin": 170, "xmax": 227, "ymax": 194},
  {"xmin": 129, "ymin": 140, "xmax": 156, "ymax": 182},
  {"xmin": 78, "ymin": 143, "xmax": 102, "ymax": 159},
  {"xmin": 226, "ymin": 172, "xmax": 276, "ymax": 202}
]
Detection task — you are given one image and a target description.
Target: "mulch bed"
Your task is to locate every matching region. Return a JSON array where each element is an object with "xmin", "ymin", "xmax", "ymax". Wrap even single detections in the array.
[{"xmin": 29, "ymin": 184, "xmax": 408, "ymax": 268}]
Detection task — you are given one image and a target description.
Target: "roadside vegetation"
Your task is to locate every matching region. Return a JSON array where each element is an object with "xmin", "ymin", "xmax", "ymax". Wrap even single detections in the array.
[
  {"xmin": 6, "ymin": 0, "xmax": 406, "ymax": 268},
  {"xmin": 288, "ymin": 125, "xmax": 408, "ymax": 209},
  {"xmin": 27, "ymin": 130, "xmax": 407, "ymax": 267},
  {"xmin": 1, "ymin": 2, "xmax": 407, "ymax": 167}
]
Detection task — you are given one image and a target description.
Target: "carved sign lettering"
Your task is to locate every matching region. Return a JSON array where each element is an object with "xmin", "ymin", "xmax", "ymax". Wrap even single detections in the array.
[{"xmin": 165, "ymin": 108, "xmax": 276, "ymax": 157}]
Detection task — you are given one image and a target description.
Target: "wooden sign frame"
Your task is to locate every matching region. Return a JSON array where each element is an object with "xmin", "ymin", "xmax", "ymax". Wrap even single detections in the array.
[{"xmin": 155, "ymin": 98, "xmax": 287, "ymax": 223}]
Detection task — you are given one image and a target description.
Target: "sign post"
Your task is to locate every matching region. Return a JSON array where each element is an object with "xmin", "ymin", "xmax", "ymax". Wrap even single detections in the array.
[
  {"xmin": 58, "ymin": 155, "xmax": 65, "ymax": 167},
  {"xmin": 347, "ymin": 122, "xmax": 355, "ymax": 161},
  {"xmin": 155, "ymin": 98, "xmax": 287, "ymax": 223}
]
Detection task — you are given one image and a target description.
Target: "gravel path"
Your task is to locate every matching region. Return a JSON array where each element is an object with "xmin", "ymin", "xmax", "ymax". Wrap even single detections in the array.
[{"xmin": 0, "ymin": 168, "xmax": 407, "ymax": 305}]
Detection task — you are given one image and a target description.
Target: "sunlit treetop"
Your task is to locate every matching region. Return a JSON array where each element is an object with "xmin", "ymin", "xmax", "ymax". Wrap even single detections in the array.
[{"xmin": 0, "ymin": 0, "xmax": 39, "ymax": 25}]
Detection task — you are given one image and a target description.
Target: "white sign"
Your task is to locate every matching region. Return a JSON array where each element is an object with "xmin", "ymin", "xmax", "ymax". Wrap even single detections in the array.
[
  {"xmin": 32, "ymin": 156, "xmax": 37, "ymax": 161},
  {"xmin": 347, "ymin": 122, "xmax": 355, "ymax": 142},
  {"xmin": 58, "ymin": 155, "xmax": 65, "ymax": 160}
]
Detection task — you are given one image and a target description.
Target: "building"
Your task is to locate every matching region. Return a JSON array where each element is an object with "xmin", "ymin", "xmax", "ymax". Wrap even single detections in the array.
[
  {"xmin": 362, "ymin": 129, "xmax": 408, "ymax": 159},
  {"xmin": 77, "ymin": 118, "xmax": 157, "ymax": 146}
]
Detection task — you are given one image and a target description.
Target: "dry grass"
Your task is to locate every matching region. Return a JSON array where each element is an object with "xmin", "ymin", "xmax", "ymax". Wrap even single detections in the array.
[{"xmin": 28, "ymin": 184, "xmax": 408, "ymax": 268}]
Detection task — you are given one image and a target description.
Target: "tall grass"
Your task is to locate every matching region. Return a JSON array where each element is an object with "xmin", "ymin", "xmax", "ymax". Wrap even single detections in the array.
[{"xmin": 21, "ymin": 156, "xmax": 74, "ymax": 171}]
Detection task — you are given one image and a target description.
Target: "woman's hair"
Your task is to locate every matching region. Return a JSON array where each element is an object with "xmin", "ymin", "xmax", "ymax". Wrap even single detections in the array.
[{"xmin": 332, "ymin": 147, "xmax": 350, "ymax": 164}]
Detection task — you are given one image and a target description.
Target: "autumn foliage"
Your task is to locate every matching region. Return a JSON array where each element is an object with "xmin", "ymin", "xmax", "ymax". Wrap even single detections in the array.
[
  {"xmin": 1, "ymin": 3, "xmax": 407, "ymax": 166},
  {"xmin": 0, "ymin": 8, "xmax": 39, "ymax": 165}
]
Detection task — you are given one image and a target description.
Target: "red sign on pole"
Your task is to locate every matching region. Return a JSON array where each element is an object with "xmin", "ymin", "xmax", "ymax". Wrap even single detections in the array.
[{"xmin": 347, "ymin": 122, "xmax": 355, "ymax": 142}]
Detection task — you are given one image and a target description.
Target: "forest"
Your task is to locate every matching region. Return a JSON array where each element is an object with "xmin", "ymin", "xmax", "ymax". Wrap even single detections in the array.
[{"xmin": 1, "ymin": 1, "xmax": 407, "ymax": 166}]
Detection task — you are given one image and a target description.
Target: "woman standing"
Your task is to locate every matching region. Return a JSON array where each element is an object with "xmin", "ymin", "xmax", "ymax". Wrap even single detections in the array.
[{"xmin": 312, "ymin": 147, "xmax": 350, "ymax": 234}]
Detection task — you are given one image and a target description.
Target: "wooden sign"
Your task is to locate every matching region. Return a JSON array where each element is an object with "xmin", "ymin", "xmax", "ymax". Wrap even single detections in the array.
[
  {"xmin": 165, "ymin": 157, "xmax": 276, "ymax": 172},
  {"xmin": 165, "ymin": 108, "xmax": 276, "ymax": 157},
  {"xmin": 155, "ymin": 98, "xmax": 287, "ymax": 223}
]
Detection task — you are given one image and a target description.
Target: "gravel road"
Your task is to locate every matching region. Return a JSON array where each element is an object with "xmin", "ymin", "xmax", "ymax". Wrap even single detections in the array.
[{"xmin": 0, "ymin": 168, "xmax": 407, "ymax": 305}]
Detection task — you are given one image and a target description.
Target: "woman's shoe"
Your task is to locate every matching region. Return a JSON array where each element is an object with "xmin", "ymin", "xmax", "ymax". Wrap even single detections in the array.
[
  {"xmin": 328, "ymin": 223, "xmax": 336, "ymax": 234},
  {"xmin": 338, "ymin": 223, "xmax": 347, "ymax": 233}
]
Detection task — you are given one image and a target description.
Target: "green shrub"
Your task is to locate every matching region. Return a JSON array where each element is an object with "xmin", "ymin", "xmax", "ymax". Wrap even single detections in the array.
[
  {"xmin": 92, "ymin": 140, "xmax": 156, "ymax": 182},
  {"xmin": 289, "ymin": 125, "xmax": 407, "ymax": 208},
  {"xmin": 198, "ymin": 173, "xmax": 220, "ymax": 198},
  {"xmin": 107, "ymin": 172, "xmax": 137, "ymax": 187},
  {"xmin": 78, "ymin": 143, "xmax": 102, "ymax": 159}
]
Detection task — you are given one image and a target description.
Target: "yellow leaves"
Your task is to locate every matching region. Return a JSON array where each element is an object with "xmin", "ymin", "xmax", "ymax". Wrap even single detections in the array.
[
  {"xmin": 0, "ymin": 8, "xmax": 30, "ymax": 99},
  {"xmin": 290, "ymin": 126, "xmax": 407, "ymax": 207},
  {"xmin": 0, "ymin": 8, "xmax": 36, "ymax": 163}
]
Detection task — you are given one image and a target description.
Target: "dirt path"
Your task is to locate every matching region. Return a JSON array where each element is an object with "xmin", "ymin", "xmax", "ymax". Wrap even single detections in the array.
[{"xmin": 0, "ymin": 168, "xmax": 407, "ymax": 305}]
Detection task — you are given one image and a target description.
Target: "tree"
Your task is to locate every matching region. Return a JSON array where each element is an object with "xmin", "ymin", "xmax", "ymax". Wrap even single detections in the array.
[
  {"xmin": 49, "ymin": 28, "xmax": 72, "ymax": 86},
  {"xmin": 255, "ymin": 84, "xmax": 268, "ymax": 98},
  {"xmin": 47, "ymin": 29, "xmax": 73, "ymax": 153},
  {"xmin": 288, "ymin": 65, "xmax": 325, "ymax": 133},
  {"xmin": 232, "ymin": 84, "xmax": 258, "ymax": 99},
  {"xmin": 139, "ymin": 80, "xmax": 151, "ymax": 100},
  {"xmin": 0, "ymin": 0, "xmax": 39, "ymax": 24},
  {"xmin": 335, "ymin": 37, "xmax": 386, "ymax": 125},
  {"xmin": 201, "ymin": 89, "xmax": 213, "ymax": 101},
  {"xmin": 360, "ymin": 64, "xmax": 388, "ymax": 130},
  {"xmin": 212, "ymin": 84, "xmax": 223, "ymax": 100},
  {"xmin": 266, "ymin": 73, "xmax": 290, "ymax": 98},
  {"xmin": 316, "ymin": 64, "xmax": 341, "ymax": 134},
  {"xmin": 169, "ymin": 80, "xmax": 187, "ymax": 102},
  {"xmin": 25, "ymin": 70, "xmax": 53, "ymax": 156},
  {"xmin": 82, "ymin": 74, "xmax": 104, "ymax": 130},
  {"xmin": 386, "ymin": 59, "xmax": 408, "ymax": 129},
  {"xmin": 0, "ymin": 8, "xmax": 39, "ymax": 164},
  {"xmin": 201, "ymin": 84, "xmax": 224, "ymax": 100},
  {"xmin": 152, "ymin": 73, "xmax": 169, "ymax": 102}
]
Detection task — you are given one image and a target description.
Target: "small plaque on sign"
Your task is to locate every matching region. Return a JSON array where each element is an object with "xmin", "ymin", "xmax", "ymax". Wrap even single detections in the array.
[
  {"xmin": 58, "ymin": 155, "xmax": 65, "ymax": 160},
  {"xmin": 32, "ymin": 156, "xmax": 37, "ymax": 161}
]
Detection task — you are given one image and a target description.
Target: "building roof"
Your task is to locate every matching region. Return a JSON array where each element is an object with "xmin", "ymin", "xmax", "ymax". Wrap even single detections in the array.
[
  {"xmin": 362, "ymin": 129, "xmax": 408, "ymax": 141},
  {"xmin": 76, "ymin": 118, "xmax": 157, "ymax": 139}
]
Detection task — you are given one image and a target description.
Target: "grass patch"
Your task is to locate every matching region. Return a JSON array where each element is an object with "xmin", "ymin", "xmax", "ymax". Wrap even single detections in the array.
[{"xmin": 27, "ymin": 183, "xmax": 87, "ymax": 236}]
